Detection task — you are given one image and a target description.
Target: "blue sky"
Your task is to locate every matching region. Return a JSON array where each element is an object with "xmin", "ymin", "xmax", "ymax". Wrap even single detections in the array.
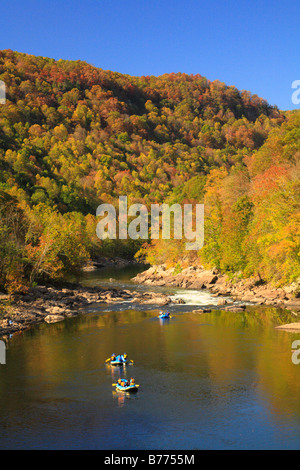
[{"xmin": 1, "ymin": 0, "xmax": 299, "ymax": 110}]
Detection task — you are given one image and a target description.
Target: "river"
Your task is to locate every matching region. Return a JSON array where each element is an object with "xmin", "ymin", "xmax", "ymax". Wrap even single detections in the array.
[{"xmin": 0, "ymin": 265, "xmax": 300, "ymax": 450}]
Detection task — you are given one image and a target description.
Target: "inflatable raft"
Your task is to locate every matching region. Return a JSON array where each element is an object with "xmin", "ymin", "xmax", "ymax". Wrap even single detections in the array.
[
  {"xmin": 110, "ymin": 359, "xmax": 129, "ymax": 366},
  {"xmin": 114, "ymin": 383, "xmax": 139, "ymax": 392},
  {"xmin": 158, "ymin": 312, "xmax": 171, "ymax": 319}
]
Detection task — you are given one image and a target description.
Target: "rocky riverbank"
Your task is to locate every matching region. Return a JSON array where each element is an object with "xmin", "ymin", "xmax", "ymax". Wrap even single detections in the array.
[
  {"xmin": 0, "ymin": 283, "xmax": 179, "ymax": 339},
  {"xmin": 2, "ymin": 263, "xmax": 299, "ymax": 339},
  {"xmin": 132, "ymin": 265, "xmax": 300, "ymax": 311}
]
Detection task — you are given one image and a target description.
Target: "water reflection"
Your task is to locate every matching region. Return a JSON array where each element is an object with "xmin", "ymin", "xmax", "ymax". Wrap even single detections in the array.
[
  {"xmin": 1, "ymin": 268, "xmax": 300, "ymax": 448},
  {"xmin": 112, "ymin": 389, "xmax": 139, "ymax": 407}
]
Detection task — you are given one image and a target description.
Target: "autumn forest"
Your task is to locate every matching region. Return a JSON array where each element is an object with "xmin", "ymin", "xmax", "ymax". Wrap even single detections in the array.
[{"xmin": 0, "ymin": 50, "xmax": 299, "ymax": 293}]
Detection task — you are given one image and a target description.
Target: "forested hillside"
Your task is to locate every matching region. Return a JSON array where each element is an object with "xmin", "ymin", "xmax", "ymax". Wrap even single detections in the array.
[
  {"xmin": 0, "ymin": 50, "xmax": 298, "ymax": 292},
  {"xmin": 144, "ymin": 110, "xmax": 300, "ymax": 287}
]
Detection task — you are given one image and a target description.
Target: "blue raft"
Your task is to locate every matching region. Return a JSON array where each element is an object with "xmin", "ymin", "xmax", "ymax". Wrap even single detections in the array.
[
  {"xmin": 108, "ymin": 354, "xmax": 132, "ymax": 366},
  {"xmin": 110, "ymin": 359, "xmax": 129, "ymax": 366},
  {"xmin": 158, "ymin": 311, "xmax": 171, "ymax": 319},
  {"xmin": 115, "ymin": 383, "xmax": 139, "ymax": 393}
]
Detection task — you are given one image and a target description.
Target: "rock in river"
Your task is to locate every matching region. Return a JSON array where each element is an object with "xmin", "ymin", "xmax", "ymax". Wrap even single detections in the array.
[{"xmin": 44, "ymin": 315, "xmax": 65, "ymax": 323}]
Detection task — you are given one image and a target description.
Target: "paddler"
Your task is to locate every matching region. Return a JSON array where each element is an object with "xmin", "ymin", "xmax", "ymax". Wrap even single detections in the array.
[{"xmin": 120, "ymin": 353, "xmax": 128, "ymax": 362}]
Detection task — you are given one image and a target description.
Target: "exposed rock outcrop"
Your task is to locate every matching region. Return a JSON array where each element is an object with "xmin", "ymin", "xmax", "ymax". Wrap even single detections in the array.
[
  {"xmin": 0, "ymin": 283, "xmax": 182, "ymax": 337},
  {"xmin": 132, "ymin": 265, "xmax": 300, "ymax": 311}
]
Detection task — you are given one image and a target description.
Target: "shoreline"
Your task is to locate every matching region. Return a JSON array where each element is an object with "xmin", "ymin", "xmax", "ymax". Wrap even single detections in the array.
[
  {"xmin": 0, "ymin": 281, "xmax": 181, "ymax": 340},
  {"xmin": 1, "ymin": 263, "xmax": 299, "ymax": 340},
  {"xmin": 0, "ymin": 257, "xmax": 148, "ymax": 339},
  {"xmin": 132, "ymin": 265, "xmax": 300, "ymax": 311}
]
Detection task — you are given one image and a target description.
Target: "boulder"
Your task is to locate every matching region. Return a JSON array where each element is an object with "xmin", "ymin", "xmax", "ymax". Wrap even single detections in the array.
[
  {"xmin": 217, "ymin": 298, "xmax": 229, "ymax": 306},
  {"xmin": 224, "ymin": 306, "xmax": 246, "ymax": 312},
  {"xmin": 46, "ymin": 306, "xmax": 65, "ymax": 315},
  {"xmin": 196, "ymin": 271, "xmax": 218, "ymax": 285},
  {"xmin": 275, "ymin": 322, "xmax": 300, "ymax": 330},
  {"xmin": 138, "ymin": 296, "xmax": 170, "ymax": 306},
  {"xmin": 44, "ymin": 315, "xmax": 65, "ymax": 323},
  {"xmin": 189, "ymin": 280, "xmax": 206, "ymax": 289},
  {"xmin": 192, "ymin": 308, "xmax": 212, "ymax": 313}
]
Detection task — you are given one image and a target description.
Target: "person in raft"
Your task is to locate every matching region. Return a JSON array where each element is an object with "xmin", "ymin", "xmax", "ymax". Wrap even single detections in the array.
[
  {"xmin": 160, "ymin": 311, "xmax": 170, "ymax": 317},
  {"xmin": 117, "ymin": 378, "xmax": 135, "ymax": 387},
  {"xmin": 118, "ymin": 378, "xmax": 129, "ymax": 387},
  {"xmin": 120, "ymin": 353, "xmax": 128, "ymax": 362},
  {"xmin": 113, "ymin": 353, "xmax": 127, "ymax": 362}
]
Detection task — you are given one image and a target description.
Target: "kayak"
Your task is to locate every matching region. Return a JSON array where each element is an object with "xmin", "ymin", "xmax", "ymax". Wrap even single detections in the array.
[{"xmin": 115, "ymin": 383, "xmax": 139, "ymax": 392}]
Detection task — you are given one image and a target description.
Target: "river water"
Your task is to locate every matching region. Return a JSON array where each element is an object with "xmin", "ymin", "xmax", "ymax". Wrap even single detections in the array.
[{"xmin": 1, "ymin": 265, "xmax": 300, "ymax": 450}]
